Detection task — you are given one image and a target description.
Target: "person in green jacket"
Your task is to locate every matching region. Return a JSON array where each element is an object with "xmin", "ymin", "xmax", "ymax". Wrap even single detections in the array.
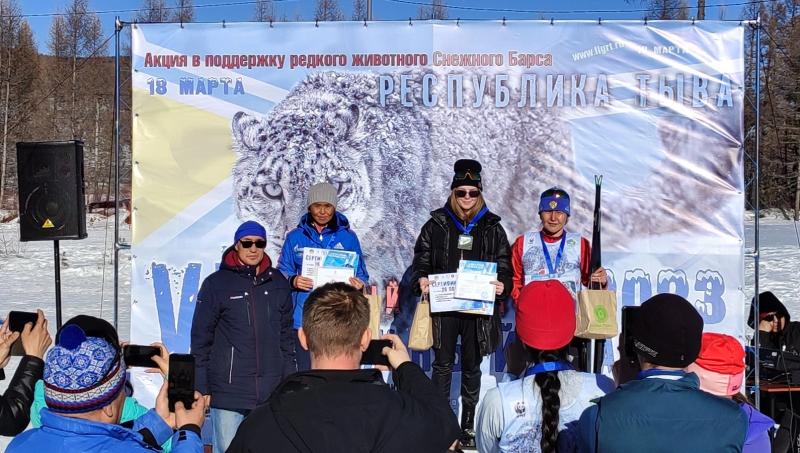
[{"xmin": 29, "ymin": 315, "xmax": 174, "ymax": 452}]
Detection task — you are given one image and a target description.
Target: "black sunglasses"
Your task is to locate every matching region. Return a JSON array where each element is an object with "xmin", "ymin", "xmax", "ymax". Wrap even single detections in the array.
[
  {"xmin": 455, "ymin": 189, "xmax": 481, "ymax": 199},
  {"xmin": 762, "ymin": 313, "xmax": 779, "ymax": 322},
  {"xmin": 239, "ymin": 239, "xmax": 267, "ymax": 249}
]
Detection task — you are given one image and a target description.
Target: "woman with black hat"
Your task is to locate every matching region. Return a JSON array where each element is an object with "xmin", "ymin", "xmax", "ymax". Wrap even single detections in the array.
[{"xmin": 411, "ymin": 159, "xmax": 512, "ymax": 447}]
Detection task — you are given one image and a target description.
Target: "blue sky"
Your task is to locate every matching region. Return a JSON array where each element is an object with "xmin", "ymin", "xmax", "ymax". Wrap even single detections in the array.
[{"xmin": 20, "ymin": 0, "xmax": 749, "ymax": 54}]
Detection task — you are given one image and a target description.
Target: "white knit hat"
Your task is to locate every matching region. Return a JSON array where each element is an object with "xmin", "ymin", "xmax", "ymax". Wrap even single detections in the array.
[{"xmin": 307, "ymin": 182, "xmax": 337, "ymax": 209}]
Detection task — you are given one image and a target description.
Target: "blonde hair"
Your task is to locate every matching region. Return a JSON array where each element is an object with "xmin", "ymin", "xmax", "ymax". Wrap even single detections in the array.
[{"xmin": 448, "ymin": 190, "xmax": 486, "ymax": 222}]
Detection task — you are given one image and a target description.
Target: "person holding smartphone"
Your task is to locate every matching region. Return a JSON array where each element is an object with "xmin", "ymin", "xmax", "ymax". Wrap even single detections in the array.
[
  {"xmin": 0, "ymin": 309, "xmax": 51, "ymax": 436},
  {"xmin": 227, "ymin": 282, "xmax": 461, "ymax": 453},
  {"xmin": 29, "ymin": 315, "xmax": 171, "ymax": 448},
  {"xmin": 191, "ymin": 220, "xmax": 295, "ymax": 453},
  {"xmin": 8, "ymin": 324, "xmax": 206, "ymax": 452},
  {"xmin": 411, "ymin": 159, "xmax": 512, "ymax": 448}
]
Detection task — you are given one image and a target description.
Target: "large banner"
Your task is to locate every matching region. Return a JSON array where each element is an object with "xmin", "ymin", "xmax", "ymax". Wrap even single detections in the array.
[{"xmin": 130, "ymin": 21, "xmax": 745, "ymax": 405}]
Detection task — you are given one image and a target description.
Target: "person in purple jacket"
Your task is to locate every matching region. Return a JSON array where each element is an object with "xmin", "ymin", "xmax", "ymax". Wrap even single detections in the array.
[{"xmin": 688, "ymin": 332, "xmax": 774, "ymax": 452}]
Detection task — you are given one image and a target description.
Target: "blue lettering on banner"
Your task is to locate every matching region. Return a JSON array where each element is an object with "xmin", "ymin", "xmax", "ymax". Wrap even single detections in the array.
[
  {"xmin": 151, "ymin": 262, "xmax": 201, "ymax": 353},
  {"xmin": 622, "ymin": 268, "xmax": 652, "ymax": 307},
  {"xmin": 657, "ymin": 269, "xmax": 689, "ymax": 298},
  {"xmin": 694, "ymin": 270, "xmax": 726, "ymax": 324}
]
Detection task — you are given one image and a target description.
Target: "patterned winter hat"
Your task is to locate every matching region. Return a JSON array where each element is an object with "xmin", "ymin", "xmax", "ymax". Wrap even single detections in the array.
[{"xmin": 44, "ymin": 325, "xmax": 126, "ymax": 414}]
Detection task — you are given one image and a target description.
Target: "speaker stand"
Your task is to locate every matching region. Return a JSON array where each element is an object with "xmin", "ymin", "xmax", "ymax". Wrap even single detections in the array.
[{"xmin": 53, "ymin": 240, "xmax": 62, "ymax": 329}]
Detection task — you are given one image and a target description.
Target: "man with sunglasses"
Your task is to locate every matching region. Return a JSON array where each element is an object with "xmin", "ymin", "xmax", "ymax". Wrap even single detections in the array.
[{"xmin": 191, "ymin": 220, "xmax": 295, "ymax": 453}]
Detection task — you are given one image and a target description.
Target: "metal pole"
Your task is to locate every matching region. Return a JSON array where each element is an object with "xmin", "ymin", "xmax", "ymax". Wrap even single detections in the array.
[
  {"xmin": 113, "ymin": 18, "xmax": 126, "ymax": 331},
  {"xmin": 753, "ymin": 15, "xmax": 762, "ymax": 411},
  {"xmin": 54, "ymin": 240, "xmax": 62, "ymax": 329},
  {"xmin": 367, "ymin": 0, "xmax": 373, "ymax": 21}
]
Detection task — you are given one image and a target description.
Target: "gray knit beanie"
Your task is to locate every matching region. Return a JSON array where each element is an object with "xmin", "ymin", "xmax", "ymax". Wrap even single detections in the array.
[{"xmin": 307, "ymin": 182, "xmax": 338, "ymax": 209}]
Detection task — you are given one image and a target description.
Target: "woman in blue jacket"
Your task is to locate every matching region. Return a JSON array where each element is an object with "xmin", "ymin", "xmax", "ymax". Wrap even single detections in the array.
[{"xmin": 277, "ymin": 182, "xmax": 369, "ymax": 371}]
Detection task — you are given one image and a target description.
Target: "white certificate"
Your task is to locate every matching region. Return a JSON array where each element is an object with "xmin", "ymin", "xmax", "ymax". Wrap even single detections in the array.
[
  {"xmin": 314, "ymin": 266, "xmax": 355, "ymax": 287},
  {"xmin": 428, "ymin": 273, "xmax": 485, "ymax": 313},
  {"xmin": 454, "ymin": 260, "xmax": 497, "ymax": 302},
  {"xmin": 301, "ymin": 248, "xmax": 328, "ymax": 280}
]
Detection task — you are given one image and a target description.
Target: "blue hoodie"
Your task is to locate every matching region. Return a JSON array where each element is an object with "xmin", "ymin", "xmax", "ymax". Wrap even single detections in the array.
[{"xmin": 277, "ymin": 212, "xmax": 369, "ymax": 329}]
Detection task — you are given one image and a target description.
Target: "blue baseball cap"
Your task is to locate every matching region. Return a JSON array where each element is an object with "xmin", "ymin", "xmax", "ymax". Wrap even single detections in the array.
[
  {"xmin": 538, "ymin": 187, "xmax": 571, "ymax": 216},
  {"xmin": 234, "ymin": 221, "xmax": 267, "ymax": 243}
]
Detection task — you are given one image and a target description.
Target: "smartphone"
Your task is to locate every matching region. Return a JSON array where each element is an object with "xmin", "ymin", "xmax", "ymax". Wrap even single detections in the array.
[
  {"xmin": 167, "ymin": 353, "xmax": 196, "ymax": 412},
  {"xmin": 360, "ymin": 339, "xmax": 392, "ymax": 366},
  {"xmin": 123, "ymin": 345, "xmax": 160, "ymax": 368},
  {"xmin": 8, "ymin": 311, "xmax": 38, "ymax": 333},
  {"xmin": 621, "ymin": 305, "xmax": 641, "ymax": 362}
]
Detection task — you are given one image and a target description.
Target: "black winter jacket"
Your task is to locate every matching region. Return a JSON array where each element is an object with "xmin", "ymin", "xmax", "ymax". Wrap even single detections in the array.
[
  {"xmin": 226, "ymin": 362, "xmax": 461, "ymax": 453},
  {"xmin": 411, "ymin": 207, "xmax": 512, "ymax": 356},
  {"xmin": 191, "ymin": 247, "xmax": 295, "ymax": 411},
  {"xmin": 0, "ymin": 355, "xmax": 43, "ymax": 436}
]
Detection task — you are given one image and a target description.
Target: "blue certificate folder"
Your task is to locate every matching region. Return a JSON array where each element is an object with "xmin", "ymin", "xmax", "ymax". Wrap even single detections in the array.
[
  {"xmin": 459, "ymin": 260, "xmax": 498, "ymax": 274},
  {"xmin": 322, "ymin": 250, "xmax": 359, "ymax": 268}
]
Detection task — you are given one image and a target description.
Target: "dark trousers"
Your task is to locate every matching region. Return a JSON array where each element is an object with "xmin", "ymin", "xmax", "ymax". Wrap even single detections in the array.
[
  {"xmin": 294, "ymin": 329, "xmax": 311, "ymax": 372},
  {"xmin": 432, "ymin": 314, "xmax": 481, "ymax": 414}
]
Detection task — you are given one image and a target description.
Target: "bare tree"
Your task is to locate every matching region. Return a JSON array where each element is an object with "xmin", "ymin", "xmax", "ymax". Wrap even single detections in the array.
[
  {"xmin": 417, "ymin": 0, "xmax": 448, "ymax": 19},
  {"xmin": 697, "ymin": 0, "xmax": 705, "ymax": 20},
  {"xmin": 0, "ymin": 0, "xmax": 20, "ymax": 211},
  {"xmin": 136, "ymin": 0, "xmax": 170, "ymax": 23},
  {"xmin": 254, "ymin": 0, "xmax": 276, "ymax": 22},
  {"xmin": 314, "ymin": 0, "xmax": 344, "ymax": 21},
  {"xmin": 46, "ymin": 0, "xmax": 110, "ymax": 202},
  {"xmin": 627, "ymin": 0, "xmax": 687, "ymax": 19},
  {"xmin": 172, "ymin": 0, "xmax": 195, "ymax": 23},
  {"xmin": 352, "ymin": 0, "xmax": 367, "ymax": 21}
]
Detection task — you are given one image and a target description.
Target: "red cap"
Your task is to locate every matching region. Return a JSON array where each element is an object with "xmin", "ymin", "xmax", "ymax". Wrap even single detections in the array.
[
  {"xmin": 515, "ymin": 280, "xmax": 576, "ymax": 351},
  {"xmin": 693, "ymin": 332, "xmax": 745, "ymax": 375}
]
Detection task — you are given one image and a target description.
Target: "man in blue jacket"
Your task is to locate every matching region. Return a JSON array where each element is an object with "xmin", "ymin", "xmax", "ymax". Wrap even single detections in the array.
[
  {"xmin": 8, "ymin": 324, "xmax": 205, "ymax": 453},
  {"xmin": 578, "ymin": 294, "xmax": 748, "ymax": 452},
  {"xmin": 191, "ymin": 220, "xmax": 295, "ymax": 453},
  {"xmin": 278, "ymin": 182, "xmax": 369, "ymax": 371}
]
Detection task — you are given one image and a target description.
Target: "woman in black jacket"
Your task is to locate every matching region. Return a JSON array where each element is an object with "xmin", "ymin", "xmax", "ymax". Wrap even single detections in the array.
[
  {"xmin": 411, "ymin": 159, "xmax": 512, "ymax": 448},
  {"xmin": 0, "ymin": 310, "xmax": 52, "ymax": 436}
]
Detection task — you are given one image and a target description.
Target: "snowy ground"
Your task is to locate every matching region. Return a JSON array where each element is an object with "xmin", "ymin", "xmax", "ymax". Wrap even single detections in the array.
[{"xmin": 0, "ymin": 211, "xmax": 797, "ymax": 450}]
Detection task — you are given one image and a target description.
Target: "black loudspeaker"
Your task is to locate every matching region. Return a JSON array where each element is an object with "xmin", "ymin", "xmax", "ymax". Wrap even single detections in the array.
[{"xmin": 16, "ymin": 140, "xmax": 87, "ymax": 241}]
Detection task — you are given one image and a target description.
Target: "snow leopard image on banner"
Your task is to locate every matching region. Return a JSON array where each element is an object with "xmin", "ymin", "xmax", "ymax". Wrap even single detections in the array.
[{"xmin": 230, "ymin": 69, "xmax": 741, "ymax": 295}]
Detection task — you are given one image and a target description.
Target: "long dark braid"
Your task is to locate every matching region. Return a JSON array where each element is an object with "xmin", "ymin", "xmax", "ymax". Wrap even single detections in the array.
[{"xmin": 531, "ymin": 348, "xmax": 566, "ymax": 453}]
